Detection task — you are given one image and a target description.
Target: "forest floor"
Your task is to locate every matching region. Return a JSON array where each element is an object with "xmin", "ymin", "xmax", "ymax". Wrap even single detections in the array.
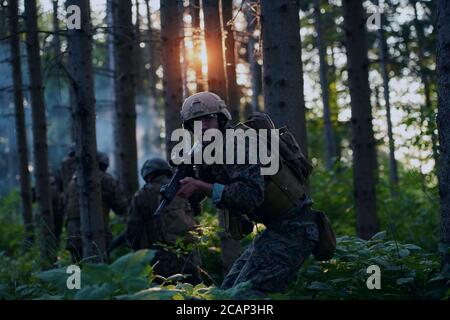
[{"xmin": 0, "ymin": 166, "xmax": 449, "ymax": 300}]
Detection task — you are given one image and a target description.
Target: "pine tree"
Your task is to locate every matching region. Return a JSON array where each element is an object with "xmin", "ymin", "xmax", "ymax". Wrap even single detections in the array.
[
  {"xmin": 437, "ymin": 0, "xmax": 450, "ymax": 267},
  {"xmin": 8, "ymin": 0, "xmax": 34, "ymax": 245},
  {"xmin": 113, "ymin": 0, "xmax": 139, "ymax": 199},
  {"xmin": 66, "ymin": 0, "xmax": 106, "ymax": 262},
  {"xmin": 160, "ymin": 0, "xmax": 183, "ymax": 158},
  {"xmin": 342, "ymin": 0, "xmax": 379, "ymax": 239},
  {"xmin": 260, "ymin": 0, "xmax": 308, "ymax": 156},
  {"xmin": 203, "ymin": 0, "xmax": 228, "ymax": 102},
  {"xmin": 222, "ymin": 0, "xmax": 240, "ymax": 123},
  {"xmin": 24, "ymin": 0, "xmax": 56, "ymax": 266}
]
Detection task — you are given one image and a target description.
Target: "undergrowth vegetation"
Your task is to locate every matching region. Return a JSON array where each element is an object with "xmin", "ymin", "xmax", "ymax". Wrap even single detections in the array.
[{"xmin": 0, "ymin": 164, "xmax": 448, "ymax": 300}]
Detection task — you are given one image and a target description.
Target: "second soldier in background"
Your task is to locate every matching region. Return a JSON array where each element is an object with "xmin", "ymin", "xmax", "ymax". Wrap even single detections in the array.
[
  {"xmin": 125, "ymin": 158, "xmax": 202, "ymax": 284},
  {"xmin": 65, "ymin": 152, "xmax": 128, "ymax": 262}
]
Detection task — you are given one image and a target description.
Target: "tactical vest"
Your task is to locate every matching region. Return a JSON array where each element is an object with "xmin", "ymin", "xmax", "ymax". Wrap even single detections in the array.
[
  {"xmin": 149, "ymin": 176, "xmax": 197, "ymax": 246},
  {"xmin": 235, "ymin": 112, "xmax": 313, "ymax": 224},
  {"xmin": 229, "ymin": 113, "xmax": 336, "ymax": 260}
]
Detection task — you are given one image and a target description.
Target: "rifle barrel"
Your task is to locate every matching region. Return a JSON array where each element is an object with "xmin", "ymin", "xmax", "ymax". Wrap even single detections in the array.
[{"xmin": 154, "ymin": 198, "xmax": 167, "ymax": 216}]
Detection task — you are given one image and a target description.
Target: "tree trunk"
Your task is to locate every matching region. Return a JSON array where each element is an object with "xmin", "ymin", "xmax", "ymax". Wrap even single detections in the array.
[
  {"xmin": 24, "ymin": 0, "xmax": 56, "ymax": 266},
  {"xmin": 52, "ymin": 0, "xmax": 61, "ymax": 59},
  {"xmin": 245, "ymin": 1, "xmax": 262, "ymax": 112},
  {"xmin": 203, "ymin": 0, "xmax": 228, "ymax": 102},
  {"xmin": 329, "ymin": 44, "xmax": 341, "ymax": 163},
  {"xmin": 113, "ymin": 0, "xmax": 139, "ymax": 199},
  {"xmin": 413, "ymin": 1, "xmax": 439, "ymax": 170},
  {"xmin": 222, "ymin": 0, "xmax": 240, "ymax": 123},
  {"xmin": 203, "ymin": 0, "xmax": 241, "ymax": 271},
  {"xmin": 0, "ymin": 2, "xmax": 5, "ymax": 36},
  {"xmin": 160, "ymin": 0, "xmax": 183, "ymax": 158},
  {"xmin": 377, "ymin": 10, "xmax": 399, "ymax": 196},
  {"xmin": 106, "ymin": 0, "xmax": 115, "ymax": 91},
  {"xmin": 260, "ymin": 0, "xmax": 308, "ymax": 156},
  {"xmin": 66, "ymin": 0, "xmax": 106, "ymax": 262},
  {"xmin": 179, "ymin": 1, "xmax": 190, "ymax": 99},
  {"xmin": 144, "ymin": 0, "xmax": 158, "ymax": 99},
  {"xmin": 190, "ymin": 0, "xmax": 205, "ymax": 92},
  {"xmin": 134, "ymin": 0, "xmax": 144, "ymax": 94},
  {"xmin": 8, "ymin": 0, "xmax": 34, "ymax": 245},
  {"xmin": 437, "ymin": 0, "xmax": 450, "ymax": 267},
  {"xmin": 106, "ymin": 0, "xmax": 117, "ymax": 173},
  {"xmin": 343, "ymin": 0, "xmax": 379, "ymax": 240},
  {"xmin": 314, "ymin": 0, "xmax": 335, "ymax": 170}
]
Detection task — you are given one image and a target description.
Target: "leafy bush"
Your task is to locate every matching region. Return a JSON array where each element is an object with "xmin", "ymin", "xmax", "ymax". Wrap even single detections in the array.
[
  {"xmin": 0, "ymin": 249, "xmax": 44, "ymax": 299},
  {"xmin": 275, "ymin": 233, "xmax": 448, "ymax": 300},
  {"xmin": 310, "ymin": 164, "xmax": 440, "ymax": 251},
  {"xmin": 0, "ymin": 165, "xmax": 446, "ymax": 300},
  {"xmin": 0, "ymin": 190, "xmax": 27, "ymax": 255},
  {"xmin": 36, "ymin": 250, "xmax": 157, "ymax": 299},
  {"xmin": 35, "ymin": 249, "xmax": 232, "ymax": 300}
]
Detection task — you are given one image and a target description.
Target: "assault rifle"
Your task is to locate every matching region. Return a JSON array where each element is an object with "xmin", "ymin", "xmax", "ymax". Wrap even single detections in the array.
[{"xmin": 153, "ymin": 162, "xmax": 195, "ymax": 216}]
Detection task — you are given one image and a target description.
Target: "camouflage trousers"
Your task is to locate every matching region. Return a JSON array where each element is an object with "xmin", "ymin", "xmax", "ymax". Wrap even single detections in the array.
[{"xmin": 220, "ymin": 215, "xmax": 318, "ymax": 298}]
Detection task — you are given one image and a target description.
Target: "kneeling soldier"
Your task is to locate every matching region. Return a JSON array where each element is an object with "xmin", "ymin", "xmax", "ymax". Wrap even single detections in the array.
[{"xmin": 176, "ymin": 92, "xmax": 319, "ymax": 298}]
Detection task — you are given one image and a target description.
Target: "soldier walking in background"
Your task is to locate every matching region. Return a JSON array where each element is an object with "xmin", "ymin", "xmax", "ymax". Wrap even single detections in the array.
[
  {"xmin": 65, "ymin": 152, "xmax": 128, "ymax": 263},
  {"xmin": 125, "ymin": 158, "xmax": 202, "ymax": 284}
]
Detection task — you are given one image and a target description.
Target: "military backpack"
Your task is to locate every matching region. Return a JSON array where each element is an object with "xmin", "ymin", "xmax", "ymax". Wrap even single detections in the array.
[{"xmin": 240, "ymin": 112, "xmax": 336, "ymax": 261}]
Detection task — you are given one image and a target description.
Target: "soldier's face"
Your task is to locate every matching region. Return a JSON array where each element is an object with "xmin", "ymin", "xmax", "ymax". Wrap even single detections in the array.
[{"xmin": 199, "ymin": 114, "xmax": 219, "ymax": 135}]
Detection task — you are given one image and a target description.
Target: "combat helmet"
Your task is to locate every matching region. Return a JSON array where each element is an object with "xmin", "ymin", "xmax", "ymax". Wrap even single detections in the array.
[
  {"xmin": 141, "ymin": 158, "xmax": 172, "ymax": 180},
  {"xmin": 97, "ymin": 152, "xmax": 110, "ymax": 169},
  {"xmin": 180, "ymin": 92, "xmax": 232, "ymax": 128},
  {"xmin": 66, "ymin": 143, "xmax": 76, "ymax": 157}
]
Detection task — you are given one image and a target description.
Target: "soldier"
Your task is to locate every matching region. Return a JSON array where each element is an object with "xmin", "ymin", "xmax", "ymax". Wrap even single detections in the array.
[
  {"xmin": 175, "ymin": 92, "xmax": 319, "ymax": 298},
  {"xmin": 48, "ymin": 144, "xmax": 76, "ymax": 245},
  {"xmin": 57, "ymin": 144, "xmax": 76, "ymax": 196},
  {"xmin": 125, "ymin": 158, "xmax": 201, "ymax": 284},
  {"xmin": 49, "ymin": 174, "xmax": 64, "ymax": 244},
  {"xmin": 65, "ymin": 152, "xmax": 128, "ymax": 263}
]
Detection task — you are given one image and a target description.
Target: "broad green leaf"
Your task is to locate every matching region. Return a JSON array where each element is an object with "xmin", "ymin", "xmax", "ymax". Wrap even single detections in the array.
[
  {"xmin": 121, "ymin": 276, "xmax": 150, "ymax": 292},
  {"xmin": 110, "ymin": 249, "xmax": 156, "ymax": 277},
  {"xmin": 396, "ymin": 277, "xmax": 414, "ymax": 285},
  {"xmin": 116, "ymin": 287, "xmax": 183, "ymax": 300},
  {"xmin": 165, "ymin": 273, "xmax": 188, "ymax": 283},
  {"xmin": 36, "ymin": 268, "xmax": 68, "ymax": 289},
  {"xmin": 398, "ymin": 249, "xmax": 410, "ymax": 258},
  {"xmin": 403, "ymin": 244, "xmax": 422, "ymax": 251},
  {"xmin": 307, "ymin": 281, "xmax": 331, "ymax": 291},
  {"xmin": 370, "ymin": 231, "xmax": 387, "ymax": 241},
  {"xmin": 82, "ymin": 263, "xmax": 117, "ymax": 284},
  {"xmin": 74, "ymin": 283, "xmax": 120, "ymax": 300}
]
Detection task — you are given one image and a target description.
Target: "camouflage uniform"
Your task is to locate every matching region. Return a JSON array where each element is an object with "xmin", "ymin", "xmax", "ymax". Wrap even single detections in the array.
[
  {"xmin": 53, "ymin": 147, "xmax": 76, "ymax": 244},
  {"xmin": 49, "ymin": 175, "xmax": 64, "ymax": 243},
  {"xmin": 195, "ymin": 148, "xmax": 318, "ymax": 298},
  {"xmin": 65, "ymin": 170, "xmax": 128, "ymax": 262},
  {"xmin": 126, "ymin": 160, "xmax": 201, "ymax": 284},
  {"xmin": 59, "ymin": 155, "xmax": 76, "ymax": 195},
  {"xmin": 181, "ymin": 92, "xmax": 318, "ymax": 297}
]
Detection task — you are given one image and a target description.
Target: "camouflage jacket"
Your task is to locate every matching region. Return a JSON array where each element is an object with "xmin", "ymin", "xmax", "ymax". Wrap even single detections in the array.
[
  {"xmin": 57, "ymin": 156, "xmax": 76, "ymax": 195},
  {"xmin": 65, "ymin": 171, "xmax": 128, "ymax": 247},
  {"xmin": 196, "ymin": 139, "xmax": 265, "ymax": 219},
  {"xmin": 126, "ymin": 175, "xmax": 197, "ymax": 250}
]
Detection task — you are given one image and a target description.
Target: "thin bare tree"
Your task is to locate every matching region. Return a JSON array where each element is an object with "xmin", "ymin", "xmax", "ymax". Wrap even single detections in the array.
[
  {"xmin": 24, "ymin": 0, "xmax": 56, "ymax": 266},
  {"xmin": 342, "ymin": 0, "xmax": 379, "ymax": 239},
  {"xmin": 66, "ymin": 0, "xmax": 106, "ymax": 262},
  {"xmin": 8, "ymin": 0, "xmax": 34, "ymax": 245}
]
